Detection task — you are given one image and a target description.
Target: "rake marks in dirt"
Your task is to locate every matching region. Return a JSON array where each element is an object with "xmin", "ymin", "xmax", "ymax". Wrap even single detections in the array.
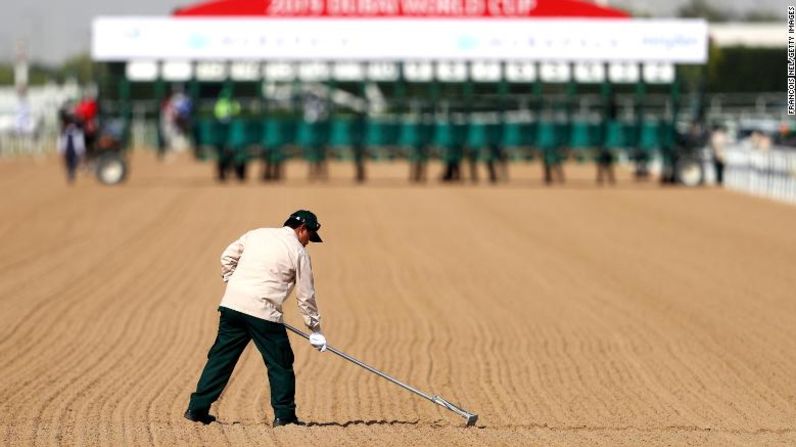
[{"xmin": 1, "ymin": 153, "xmax": 795, "ymax": 446}]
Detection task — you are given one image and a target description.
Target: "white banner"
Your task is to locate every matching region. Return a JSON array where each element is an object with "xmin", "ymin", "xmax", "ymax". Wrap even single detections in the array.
[{"xmin": 92, "ymin": 17, "xmax": 708, "ymax": 63}]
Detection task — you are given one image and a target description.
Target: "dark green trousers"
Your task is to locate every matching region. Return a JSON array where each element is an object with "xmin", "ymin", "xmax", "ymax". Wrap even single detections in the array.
[{"xmin": 188, "ymin": 307, "xmax": 296, "ymax": 420}]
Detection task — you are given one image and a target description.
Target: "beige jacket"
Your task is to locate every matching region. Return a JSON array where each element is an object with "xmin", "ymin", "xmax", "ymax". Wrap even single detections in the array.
[{"xmin": 218, "ymin": 226, "xmax": 321, "ymax": 330}]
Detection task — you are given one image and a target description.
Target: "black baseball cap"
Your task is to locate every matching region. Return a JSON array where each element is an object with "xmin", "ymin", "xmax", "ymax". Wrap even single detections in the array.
[{"xmin": 285, "ymin": 210, "xmax": 323, "ymax": 242}]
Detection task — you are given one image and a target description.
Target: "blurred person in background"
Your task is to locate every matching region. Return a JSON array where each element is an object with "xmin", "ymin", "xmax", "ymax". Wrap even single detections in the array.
[
  {"xmin": 542, "ymin": 148, "xmax": 566, "ymax": 185},
  {"xmin": 408, "ymin": 117, "xmax": 430, "ymax": 183},
  {"xmin": 484, "ymin": 142, "xmax": 508, "ymax": 184},
  {"xmin": 666, "ymin": 122, "xmax": 706, "ymax": 184},
  {"xmin": 160, "ymin": 86, "xmax": 194, "ymax": 160},
  {"xmin": 776, "ymin": 122, "xmax": 796, "ymax": 147},
  {"xmin": 303, "ymin": 93, "xmax": 329, "ymax": 181},
  {"xmin": 57, "ymin": 115, "xmax": 86, "ymax": 184},
  {"xmin": 158, "ymin": 96, "xmax": 171, "ymax": 160},
  {"xmin": 351, "ymin": 111, "xmax": 367, "ymax": 183},
  {"xmin": 14, "ymin": 88, "xmax": 36, "ymax": 137},
  {"xmin": 597, "ymin": 96, "xmax": 618, "ymax": 185},
  {"xmin": 172, "ymin": 88, "xmax": 193, "ymax": 137},
  {"xmin": 213, "ymin": 88, "xmax": 243, "ymax": 182},
  {"xmin": 261, "ymin": 114, "xmax": 285, "ymax": 183},
  {"xmin": 58, "ymin": 100, "xmax": 75, "ymax": 132},
  {"xmin": 262, "ymin": 142, "xmax": 285, "ymax": 182},
  {"xmin": 465, "ymin": 144, "xmax": 479, "ymax": 183},
  {"xmin": 709, "ymin": 124, "xmax": 728, "ymax": 185},
  {"xmin": 408, "ymin": 143, "xmax": 429, "ymax": 183},
  {"xmin": 596, "ymin": 145, "xmax": 616, "ymax": 185},
  {"xmin": 441, "ymin": 144, "xmax": 463, "ymax": 182},
  {"xmin": 74, "ymin": 92, "xmax": 98, "ymax": 152}
]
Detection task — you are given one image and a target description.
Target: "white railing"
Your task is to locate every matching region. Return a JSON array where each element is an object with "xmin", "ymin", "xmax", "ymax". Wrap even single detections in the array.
[
  {"xmin": 0, "ymin": 82, "xmax": 81, "ymax": 158},
  {"xmin": 725, "ymin": 145, "xmax": 796, "ymax": 204},
  {"xmin": 0, "ymin": 133, "xmax": 55, "ymax": 158}
]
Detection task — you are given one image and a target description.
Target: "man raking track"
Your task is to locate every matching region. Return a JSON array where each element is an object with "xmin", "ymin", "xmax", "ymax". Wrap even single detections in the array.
[
  {"xmin": 185, "ymin": 210, "xmax": 327, "ymax": 427},
  {"xmin": 184, "ymin": 209, "xmax": 476, "ymax": 427},
  {"xmin": 284, "ymin": 323, "xmax": 478, "ymax": 427}
]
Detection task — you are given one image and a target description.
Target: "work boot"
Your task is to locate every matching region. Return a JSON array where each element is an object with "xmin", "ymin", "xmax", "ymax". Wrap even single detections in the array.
[
  {"xmin": 184, "ymin": 409, "xmax": 217, "ymax": 425},
  {"xmin": 272, "ymin": 416, "xmax": 302, "ymax": 427}
]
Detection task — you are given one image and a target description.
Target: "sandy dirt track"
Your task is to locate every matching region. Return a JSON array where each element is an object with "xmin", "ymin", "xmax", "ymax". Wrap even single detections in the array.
[{"xmin": 1, "ymin": 152, "xmax": 796, "ymax": 446}]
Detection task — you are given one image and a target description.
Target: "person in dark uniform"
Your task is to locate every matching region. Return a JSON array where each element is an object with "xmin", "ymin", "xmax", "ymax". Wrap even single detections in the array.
[
  {"xmin": 465, "ymin": 144, "xmax": 479, "ymax": 183},
  {"xmin": 486, "ymin": 120, "xmax": 509, "ymax": 183},
  {"xmin": 408, "ymin": 118, "xmax": 431, "ymax": 183},
  {"xmin": 352, "ymin": 112, "xmax": 368, "ymax": 183},
  {"xmin": 483, "ymin": 143, "xmax": 506, "ymax": 184},
  {"xmin": 409, "ymin": 143, "xmax": 429, "ymax": 182},
  {"xmin": 597, "ymin": 94, "xmax": 618, "ymax": 185},
  {"xmin": 441, "ymin": 145, "xmax": 463, "ymax": 182},
  {"xmin": 303, "ymin": 94, "xmax": 329, "ymax": 182},
  {"xmin": 596, "ymin": 146, "xmax": 616, "ymax": 185},
  {"xmin": 213, "ymin": 89, "xmax": 242, "ymax": 182},
  {"xmin": 666, "ymin": 121, "xmax": 706, "ymax": 184},
  {"xmin": 441, "ymin": 122, "xmax": 465, "ymax": 182},
  {"xmin": 262, "ymin": 144, "xmax": 285, "ymax": 182},
  {"xmin": 542, "ymin": 146, "xmax": 566, "ymax": 185},
  {"xmin": 57, "ymin": 115, "xmax": 86, "ymax": 184}
]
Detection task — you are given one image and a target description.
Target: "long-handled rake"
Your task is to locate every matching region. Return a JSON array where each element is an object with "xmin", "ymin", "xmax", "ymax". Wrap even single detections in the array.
[{"xmin": 284, "ymin": 323, "xmax": 478, "ymax": 427}]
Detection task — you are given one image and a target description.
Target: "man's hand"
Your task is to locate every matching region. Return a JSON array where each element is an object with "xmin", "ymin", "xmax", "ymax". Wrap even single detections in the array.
[{"xmin": 309, "ymin": 332, "xmax": 327, "ymax": 352}]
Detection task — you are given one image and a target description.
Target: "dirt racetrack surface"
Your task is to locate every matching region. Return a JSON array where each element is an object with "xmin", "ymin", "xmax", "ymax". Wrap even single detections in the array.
[{"xmin": 1, "ymin": 152, "xmax": 796, "ymax": 446}]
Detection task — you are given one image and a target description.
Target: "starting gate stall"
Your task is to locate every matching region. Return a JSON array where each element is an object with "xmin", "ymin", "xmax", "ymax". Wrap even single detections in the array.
[{"xmin": 92, "ymin": 0, "xmax": 708, "ymax": 179}]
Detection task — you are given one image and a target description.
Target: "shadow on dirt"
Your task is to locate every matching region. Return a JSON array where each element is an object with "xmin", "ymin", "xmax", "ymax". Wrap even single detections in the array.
[{"xmin": 304, "ymin": 419, "xmax": 420, "ymax": 427}]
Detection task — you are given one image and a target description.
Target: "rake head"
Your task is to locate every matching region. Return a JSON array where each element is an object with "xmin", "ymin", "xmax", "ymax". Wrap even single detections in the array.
[
  {"xmin": 432, "ymin": 395, "xmax": 478, "ymax": 427},
  {"xmin": 465, "ymin": 413, "xmax": 479, "ymax": 427}
]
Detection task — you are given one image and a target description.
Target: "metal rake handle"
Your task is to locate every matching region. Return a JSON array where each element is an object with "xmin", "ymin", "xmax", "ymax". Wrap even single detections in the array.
[{"xmin": 283, "ymin": 322, "xmax": 478, "ymax": 427}]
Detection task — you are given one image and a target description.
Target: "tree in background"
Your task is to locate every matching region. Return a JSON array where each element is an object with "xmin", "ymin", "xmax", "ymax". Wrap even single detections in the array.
[
  {"xmin": 0, "ymin": 65, "xmax": 13, "ymax": 85},
  {"xmin": 677, "ymin": 0, "xmax": 731, "ymax": 22},
  {"xmin": 0, "ymin": 52, "xmax": 103, "ymax": 86},
  {"xmin": 60, "ymin": 54, "xmax": 97, "ymax": 84},
  {"xmin": 676, "ymin": 0, "xmax": 781, "ymax": 22}
]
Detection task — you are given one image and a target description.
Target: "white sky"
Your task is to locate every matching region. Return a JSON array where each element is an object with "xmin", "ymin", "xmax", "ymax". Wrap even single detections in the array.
[{"xmin": 0, "ymin": 0, "xmax": 787, "ymax": 64}]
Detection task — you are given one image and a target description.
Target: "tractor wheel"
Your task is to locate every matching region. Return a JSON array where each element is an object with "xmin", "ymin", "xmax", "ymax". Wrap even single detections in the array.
[
  {"xmin": 95, "ymin": 152, "xmax": 128, "ymax": 185},
  {"xmin": 676, "ymin": 157, "xmax": 704, "ymax": 187}
]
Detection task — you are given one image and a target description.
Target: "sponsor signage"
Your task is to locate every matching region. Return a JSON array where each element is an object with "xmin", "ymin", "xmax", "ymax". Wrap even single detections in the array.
[
  {"xmin": 93, "ymin": 17, "xmax": 708, "ymax": 63},
  {"xmin": 266, "ymin": 0, "xmax": 538, "ymax": 17},
  {"xmin": 171, "ymin": 0, "xmax": 628, "ymax": 18}
]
